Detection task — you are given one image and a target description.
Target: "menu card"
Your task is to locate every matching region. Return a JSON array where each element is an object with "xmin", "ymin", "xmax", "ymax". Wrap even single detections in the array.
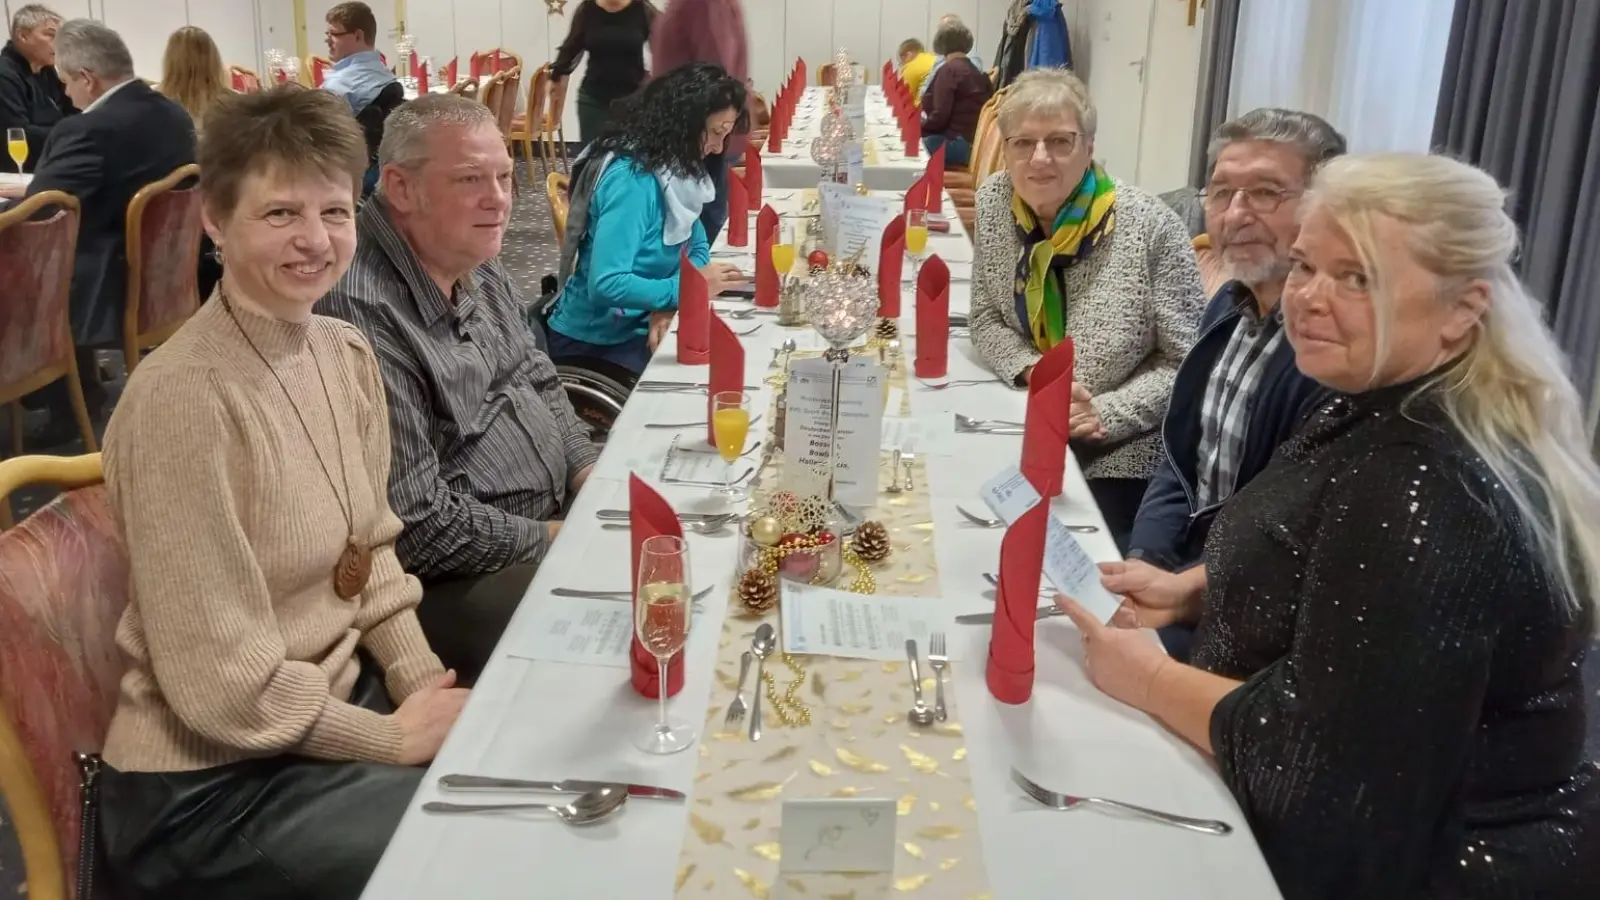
[
  {"xmin": 783, "ymin": 355, "xmax": 886, "ymax": 507},
  {"xmin": 818, "ymin": 183, "xmax": 901, "ymax": 263}
]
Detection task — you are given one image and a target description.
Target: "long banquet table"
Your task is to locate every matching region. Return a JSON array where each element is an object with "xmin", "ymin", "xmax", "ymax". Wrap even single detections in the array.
[
  {"xmin": 763, "ymin": 87, "xmax": 929, "ymax": 192},
  {"xmin": 360, "ymin": 187, "xmax": 1282, "ymax": 899}
]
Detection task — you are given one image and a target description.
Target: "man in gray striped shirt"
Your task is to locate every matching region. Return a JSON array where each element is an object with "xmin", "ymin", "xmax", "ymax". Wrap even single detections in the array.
[{"xmin": 319, "ymin": 94, "xmax": 598, "ymax": 682}]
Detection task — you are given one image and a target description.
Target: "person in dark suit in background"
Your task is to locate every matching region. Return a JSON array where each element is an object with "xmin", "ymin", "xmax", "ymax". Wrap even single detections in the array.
[
  {"xmin": 15, "ymin": 18, "xmax": 196, "ymax": 428},
  {"xmin": 0, "ymin": 4, "xmax": 73, "ymax": 172}
]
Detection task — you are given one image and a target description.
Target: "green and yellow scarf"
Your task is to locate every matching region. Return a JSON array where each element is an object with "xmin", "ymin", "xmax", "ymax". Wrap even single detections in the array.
[{"xmin": 1011, "ymin": 163, "xmax": 1117, "ymax": 351}]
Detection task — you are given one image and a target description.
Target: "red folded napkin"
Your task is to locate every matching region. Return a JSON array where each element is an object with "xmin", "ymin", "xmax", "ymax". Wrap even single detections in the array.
[
  {"xmin": 768, "ymin": 113, "xmax": 782, "ymax": 153},
  {"xmin": 417, "ymin": 64, "xmax": 429, "ymax": 94},
  {"xmin": 727, "ymin": 175, "xmax": 750, "ymax": 247},
  {"xmin": 986, "ymin": 501, "xmax": 1049, "ymax": 704},
  {"xmin": 914, "ymin": 255, "xmax": 949, "ymax": 378},
  {"xmin": 1020, "ymin": 338, "xmax": 1076, "ymax": 498},
  {"xmin": 754, "ymin": 205, "xmax": 780, "ymax": 307},
  {"xmin": 629, "ymin": 474, "xmax": 686, "ymax": 699},
  {"xmin": 905, "ymin": 126, "xmax": 921, "ymax": 158},
  {"xmin": 796, "ymin": 59, "xmax": 807, "ymax": 85},
  {"xmin": 904, "ymin": 174, "xmax": 930, "ymax": 214},
  {"xmin": 882, "ymin": 61, "xmax": 893, "ymax": 82},
  {"xmin": 708, "ymin": 313, "xmax": 745, "ymax": 446},
  {"xmin": 877, "ymin": 215, "xmax": 905, "ymax": 318},
  {"xmin": 275, "ymin": 68, "xmax": 289, "ymax": 84},
  {"xmin": 677, "ymin": 252, "xmax": 710, "ymax": 365},
  {"xmin": 925, "ymin": 144, "xmax": 945, "ymax": 214},
  {"xmin": 743, "ymin": 145, "xmax": 763, "ymax": 201},
  {"xmin": 443, "ymin": 57, "xmax": 458, "ymax": 88}
]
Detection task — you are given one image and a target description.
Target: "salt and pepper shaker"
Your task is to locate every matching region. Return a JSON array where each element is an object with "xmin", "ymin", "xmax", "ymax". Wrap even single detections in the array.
[{"xmin": 886, "ymin": 449, "xmax": 903, "ymax": 493}]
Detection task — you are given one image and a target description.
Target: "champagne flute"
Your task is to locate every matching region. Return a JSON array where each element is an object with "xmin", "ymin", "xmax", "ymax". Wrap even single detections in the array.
[
  {"xmin": 635, "ymin": 535, "xmax": 696, "ymax": 755},
  {"xmin": 711, "ymin": 391, "xmax": 752, "ymax": 503},
  {"xmin": 6, "ymin": 128, "xmax": 26, "ymax": 174},
  {"xmin": 904, "ymin": 207, "xmax": 929, "ymax": 280},
  {"xmin": 771, "ymin": 219, "xmax": 796, "ymax": 280}
]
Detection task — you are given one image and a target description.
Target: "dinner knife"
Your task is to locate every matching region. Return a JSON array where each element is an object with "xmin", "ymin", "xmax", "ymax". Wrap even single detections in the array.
[
  {"xmin": 437, "ymin": 774, "xmax": 686, "ymax": 801},
  {"xmin": 955, "ymin": 606, "xmax": 1066, "ymax": 626},
  {"xmin": 594, "ymin": 509, "xmax": 737, "ymax": 522}
]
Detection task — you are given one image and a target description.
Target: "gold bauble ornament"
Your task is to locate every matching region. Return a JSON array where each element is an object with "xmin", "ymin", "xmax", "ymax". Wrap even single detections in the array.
[{"xmin": 751, "ymin": 515, "xmax": 783, "ymax": 546}]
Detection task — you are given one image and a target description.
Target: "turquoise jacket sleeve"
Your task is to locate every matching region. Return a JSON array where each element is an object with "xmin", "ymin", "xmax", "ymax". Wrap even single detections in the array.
[
  {"xmin": 586, "ymin": 166, "xmax": 681, "ymax": 312},
  {"xmin": 688, "ymin": 218, "xmax": 710, "ymax": 267}
]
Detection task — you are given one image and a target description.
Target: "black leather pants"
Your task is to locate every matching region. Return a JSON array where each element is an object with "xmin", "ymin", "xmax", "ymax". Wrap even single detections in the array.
[{"xmin": 97, "ymin": 662, "xmax": 421, "ymax": 900}]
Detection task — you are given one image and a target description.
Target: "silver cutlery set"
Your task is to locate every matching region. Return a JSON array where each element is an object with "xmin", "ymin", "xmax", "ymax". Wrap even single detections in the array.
[
  {"xmin": 885, "ymin": 448, "xmax": 917, "ymax": 493},
  {"xmin": 422, "ymin": 775, "xmax": 687, "ymax": 823},
  {"xmin": 725, "ymin": 623, "xmax": 777, "ymax": 740},
  {"xmin": 904, "ymin": 636, "xmax": 949, "ymax": 725}
]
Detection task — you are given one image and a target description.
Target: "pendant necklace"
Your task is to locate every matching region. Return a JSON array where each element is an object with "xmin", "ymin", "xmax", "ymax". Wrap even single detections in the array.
[{"xmin": 222, "ymin": 293, "xmax": 373, "ymax": 599}]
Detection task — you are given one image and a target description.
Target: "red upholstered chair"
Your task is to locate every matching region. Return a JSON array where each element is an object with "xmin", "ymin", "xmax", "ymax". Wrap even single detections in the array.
[
  {"xmin": 307, "ymin": 55, "xmax": 332, "ymax": 87},
  {"xmin": 122, "ymin": 164, "xmax": 203, "ymax": 375},
  {"xmin": 0, "ymin": 452, "xmax": 128, "ymax": 900},
  {"xmin": 818, "ymin": 63, "xmax": 837, "ymax": 86},
  {"xmin": 227, "ymin": 65, "xmax": 262, "ymax": 92},
  {"xmin": 0, "ymin": 191, "xmax": 97, "ymax": 462}
]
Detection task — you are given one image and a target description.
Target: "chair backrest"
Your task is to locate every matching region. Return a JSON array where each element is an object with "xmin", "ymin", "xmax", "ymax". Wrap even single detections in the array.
[
  {"xmin": 751, "ymin": 89, "xmax": 770, "ymax": 128},
  {"xmin": 969, "ymin": 88, "xmax": 1008, "ymax": 184},
  {"xmin": 0, "ymin": 454, "xmax": 127, "ymax": 900},
  {"xmin": 228, "ymin": 65, "xmax": 261, "ymax": 92},
  {"xmin": 308, "ymin": 55, "xmax": 332, "ymax": 87},
  {"xmin": 479, "ymin": 70, "xmax": 508, "ymax": 120},
  {"xmin": 448, "ymin": 76, "xmax": 479, "ymax": 100},
  {"xmin": 494, "ymin": 66, "xmax": 522, "ymax": 135},
  {"xmin": 471, "ymin": 48, "xmax": 521, "ymax": 80},
  {"xmin": 0, "ymin": 192, "xmax": 80, "ymax": 398},
  {"xmin": 123, "ymin": 165, "xmax": 202, "ymax": 372},
  {"xmin": 542, "ymin": 76, "xmax": 568, "ymax": 134},
  {"xmin": 547, "ymin": 171, "xmax": 569, "ymax": 246},
  {"xmin": 524, "ymin": 63, "xmax": 551, "ymax": 133},
  {"xmin": 819, "ymin": 63, "xmax": 837, "ymax": 86}
]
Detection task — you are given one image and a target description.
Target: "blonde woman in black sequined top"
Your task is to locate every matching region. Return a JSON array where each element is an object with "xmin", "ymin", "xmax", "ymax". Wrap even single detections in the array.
[{"xmin": 1053, "ymin": 153, "xmax": 1599, "ymax": 899}]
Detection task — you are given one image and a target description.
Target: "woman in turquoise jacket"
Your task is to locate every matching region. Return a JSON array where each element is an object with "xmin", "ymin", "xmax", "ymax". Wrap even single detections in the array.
[{"xmin": 547, "ymin": 62, "xmax": 749, "ymax": 375}]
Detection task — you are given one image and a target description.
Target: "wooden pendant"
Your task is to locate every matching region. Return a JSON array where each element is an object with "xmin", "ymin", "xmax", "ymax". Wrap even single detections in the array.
[{"xmin": 334, "ymin": 538, "xmax": 373, "ymax": 599}]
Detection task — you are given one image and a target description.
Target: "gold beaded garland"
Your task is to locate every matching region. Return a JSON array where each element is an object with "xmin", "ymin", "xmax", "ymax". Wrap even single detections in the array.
[{"xmin": 761, "ymin": 652, "xmax": 811, "ymax": 726}]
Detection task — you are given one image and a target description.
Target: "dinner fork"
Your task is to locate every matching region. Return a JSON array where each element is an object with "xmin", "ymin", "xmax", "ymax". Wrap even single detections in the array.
[
  {"xmin": 663, "ymin": 467, "xmax": 753, "ymax": 488},
  {"xmin": 644, "ymin": 414, "xmax": 762, "ymax": 431},
  {"xmin": 927, "ymin": 633, "xmax": 949, "ymax": 722},
  {"xmin": 918, "ymin": 378, "xmax": 1001, "ymax": 392},
  {"xmin": 1009, "ymin": 769, "xmax": 1233, "ymax": 835},
  {"xmin": 955, "ymin": 414, "xmax": 1024, "ymax": 431},
  {"xmin": 958, "ymin": 506, "xmax": 1101, "ymax": 534},
  {"xmin": 724, "ymin": 651, "xmax": 753, "ymax": 730}
]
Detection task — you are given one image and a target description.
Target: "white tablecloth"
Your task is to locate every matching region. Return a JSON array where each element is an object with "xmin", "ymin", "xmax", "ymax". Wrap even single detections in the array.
[
  {"xmin": 359, "ymin": 185, "xmax": 1281, "ymax": 899},
  {"xmin": 762, "ymin": 87, "xmax": 929, "ymax": 191}
]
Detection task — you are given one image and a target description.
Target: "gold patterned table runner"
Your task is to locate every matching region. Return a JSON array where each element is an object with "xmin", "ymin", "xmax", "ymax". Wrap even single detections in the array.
[{"xmin": 672, "ymin": 352, "xmax": 992, "ymax": 899}]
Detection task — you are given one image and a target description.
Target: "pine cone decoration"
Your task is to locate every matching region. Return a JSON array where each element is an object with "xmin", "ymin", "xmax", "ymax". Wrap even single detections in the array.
[
  {"xmin": 851, "ymin": 520, "xmax": 891, "ymax": 563},
  {"xmin": 738, "ymin": 568, "xmax": 779, "ymax": 614},
  {"xmin": 874, "ymin": 317, "xmax": 899, "ymax": 340}
]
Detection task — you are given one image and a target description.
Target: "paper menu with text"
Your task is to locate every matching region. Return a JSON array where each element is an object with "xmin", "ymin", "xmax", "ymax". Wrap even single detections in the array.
[{"xmin": 782, "ymin": 355, "xmax": 886, "ymax": 507}]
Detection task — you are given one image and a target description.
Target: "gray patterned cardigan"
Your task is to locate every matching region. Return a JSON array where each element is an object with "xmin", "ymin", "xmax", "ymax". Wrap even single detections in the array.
[{"xmin": 970, "ymin": 171, "xmax": 1206, "ymax": 480}]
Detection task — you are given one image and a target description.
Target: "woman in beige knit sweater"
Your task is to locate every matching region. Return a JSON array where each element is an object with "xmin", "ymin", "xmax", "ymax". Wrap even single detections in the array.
[{"xmin": 95, "ymin": 86, "xmax": 467, "ymax": 900}]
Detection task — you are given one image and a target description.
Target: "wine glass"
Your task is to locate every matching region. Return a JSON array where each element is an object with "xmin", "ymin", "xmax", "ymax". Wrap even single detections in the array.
[
  {"xmin": 635, "ymin": 535, "xmax": 696, "ymax": 755},
  {"xmin": 904, "ymin": 207, "xmax": 929, "ymax": 280},
  {"xmin": 711, "ymin": 391, "xmax": 752, "ymax": 502},
  {"xmin": 6, "ymin": 128, "xmax": 25, "ymax": 174}
]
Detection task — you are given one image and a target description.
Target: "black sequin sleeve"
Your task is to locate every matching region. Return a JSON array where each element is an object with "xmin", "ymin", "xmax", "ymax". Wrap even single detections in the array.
[{"xmin": 1210, "ymin": 443, "xmax": 1512, "ymax": 898}]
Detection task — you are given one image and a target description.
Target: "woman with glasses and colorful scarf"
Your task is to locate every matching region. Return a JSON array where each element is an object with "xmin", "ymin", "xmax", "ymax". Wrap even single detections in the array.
[{"xmin": 970, "ymin": 69, "xmax": 1205, "ymax": 551}]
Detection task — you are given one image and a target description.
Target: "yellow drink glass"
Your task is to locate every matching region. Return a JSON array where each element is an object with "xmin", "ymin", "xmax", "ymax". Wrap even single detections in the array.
[
  {"xmin": 771, "ymin": 243, "xmax": 796, "ymax": 276},
  {"xmin": 712, "ymin": 390, "xmax": 752, "ymax": 502},
  {"xmin": 6, "ymin": 128, "xmax": 25, "ymax": 172}
]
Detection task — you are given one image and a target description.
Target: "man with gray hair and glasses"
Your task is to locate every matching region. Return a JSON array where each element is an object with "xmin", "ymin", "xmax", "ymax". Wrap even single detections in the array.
[
  {"xmin": 319, "ymin": 93, "xmax": 596, "ymax": 685},
  {"xmin": 1125, "ymin": 108, "xmax": 1345, "ymax": 658},
  {"xmin": 0, "ymin": 4, "xmax": 71, "ymax": 170}
]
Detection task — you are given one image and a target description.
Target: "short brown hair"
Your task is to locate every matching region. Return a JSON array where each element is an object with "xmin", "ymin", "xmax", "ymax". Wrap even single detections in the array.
[
  {"xmin": 326, "ymin": 1, "xmax": 378, "ymax": 46},
  {"xmin": 898, "ymin": 38, "xmax": 924, "ymax": 57},
  {"xmin": 199, "ymin": 85, "xmax": 369, "ymax": 219}
]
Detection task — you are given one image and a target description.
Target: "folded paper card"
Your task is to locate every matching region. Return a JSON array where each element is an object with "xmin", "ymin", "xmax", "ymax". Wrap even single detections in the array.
[
  {"xmin": 1043, "ymin": 517, "xmax": 1122, "ymax": 623},
  {"xmin": 1020, "ymin": 338, "xmax": 1075, "ymax": 497},
  {"xmin": 708, "ymin": 313, "xmax": 745, "ymax": 446},
  {"xmin": 629, "ymin": 475, "xmax": 684, "ymax": 698},
  {"xmin": 676, "ymin": 252, "xmax": 710, "ymax": 365},
  {"xmin": 914, "ymin": 255, "xmax": 950, "ymax": 379},
  {"xmin": 986, "ymin": 501, "xmax": 1049, "ymax": 704},
  {"xmin": 980, "ymin": 463, "xmax": 1044, "ymax": 527},
  {"xmin": 778, "ymin": 797, "xmax": 897, "ymax": 874}
]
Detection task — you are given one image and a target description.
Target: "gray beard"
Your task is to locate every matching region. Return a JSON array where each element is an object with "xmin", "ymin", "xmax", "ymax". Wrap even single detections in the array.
[{"xmin": 1224, "ymin": 254, "xmax": 1291, "ymax": 288}]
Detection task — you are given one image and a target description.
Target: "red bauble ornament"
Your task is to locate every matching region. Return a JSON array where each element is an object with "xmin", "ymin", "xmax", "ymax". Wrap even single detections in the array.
[{"xmin": 807, "ymin": 249, "xmax": 830, "ymax": 270}]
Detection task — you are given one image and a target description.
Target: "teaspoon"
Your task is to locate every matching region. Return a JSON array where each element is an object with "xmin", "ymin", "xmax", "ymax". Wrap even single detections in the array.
[
  {"xmin": 748, "ymin": 624, "xmax": 777, "ymax": 742},
  {"xmin": 422, "ymin": 785, "xmax": 627, "ymax": 825}
]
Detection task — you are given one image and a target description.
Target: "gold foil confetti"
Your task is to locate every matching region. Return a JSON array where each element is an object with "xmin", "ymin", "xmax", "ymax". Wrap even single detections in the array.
[
  {"xmin": 839, "ymin": 668, "xmax": 865, "ymax": 681},
  {"xmin": 751, "ymin": 842, "xmax": 782, "ymax": 861},
  {"xmin": 911, "ymin": 521, "xmax": 934, "ymax": 531},
  {"xmin": 700, "ymin": 744, "xmax": 711, "ymax": 759},
  {"xmin": 902, "ymin": 842, "xmax": 924, "ymax": 858},
  {"xmin": 696, "ymin": 772, "xmax": 712, "ymax": 782},
  {"xmin": 894, "ymin": 874, "xmax": 932, "ymax": 892},
  {"xmin": 724, "ymin": 759, "xmax": 743, "ymax": 769},
  {"xmin": 734, "ymin": 868, "xmax": 771, "ymax": 899},
  {"xmin": 809, "ymin": 760, "xmax": 835, "ymax": 777},
  {"xmin": 883, "ymin": 713, "xmax": 901, "ymax": 724},
  {"xmin": 839, "ymin": 702, "xmax": 872, "ymax": 715},
  {"xmin": 888, "ymin": 496, "xmax": 913, "ymax": 507},
  {"xmin": 830, "ymin": 718, "xmax": 852, "ymax": 731},
  {"xmin": 963, "ymin": 796, "xmax": 977, "ymax": 811},
  {"xmin": 785, "ymin": 877, "xmax": 807, "ymax": 893},
  {"xmin": 714, "ymin": 731, "xmax": 746, "ymax": 741},
  {"xmin": 716, "ymin": 668, "xmax": 740, "ymax": 690},
  {"xmin": 969, "ymin": 894, "xmax": 994, "ymax": 900},
  {"xmin": 930, "ymin": 801, "xmax": 941, "ymax": 812},
  {"xmin": 896, "ymin": 573, "xmax": 930, "ymax": 584},
  {"xmin": 706, "ymin": 706, "xmax": 723, "ymax": 723},
  {"xmin": 940, "ymin": 858, "xmax": 960, "ymax": 871},
  {"xmin": 898, "ymin": 793, "xmax": 917, "ymax": 816},
  {"xmin": 835, "ymin": 747, "xmax": 890, "ymax": 773},
  {"xmin": 812, "ymin": 671, "xmax": 827, "ymax": 697},
  {"xmin": 675, "ymin": 863, "xmax": 695, "ymax": 892},
  {"xmin": 901, "ymin": 744, "xmax": 940, "ymax": 774},
  {"xmin": 881, "ymin": 661, "xmax": 903, "ymax": 674},
  {"xmin": 829, "ymin": 786, "xmax": 863, "ymax": 796},
  {"xmin": 932, "ymin": 722, "xmax": 964, "ymax": 736},
  {"xmin": 689, "ymin": 812, "xmax": 725, "ymax": 844},
  {"xmin": 921, "ymin": 677, "xmax": 936, "ymax": 691},
  {"xmin": 952, "ymin": 748, "xmax": 967, "ymax": 761},
  {"xmin": 696, "ymin": 797, "xmax": 714, "ymax": 806},
  {"xmin": 763, "ymin": 744, "xmax": 798, "ymax": 764},
  {"xmin": 727, "ymin": 781, "xmax": 787, "ymax": 802},
  {"xmin": 742, "ymin": 817, "xmax": 762, "ymax": 830},
  {"xmin": 825, "ymin": 893, "xmax": 857, "ymax": 900},
  {"xmin": 916, "ymin": 825, "xmax": 962, "ymax": 840}
]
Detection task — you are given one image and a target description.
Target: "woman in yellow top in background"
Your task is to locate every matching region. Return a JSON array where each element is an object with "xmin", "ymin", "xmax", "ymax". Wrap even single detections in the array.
[{"xmin": 896, "ymin": 38, "xmax": 936, "ymax": 104}]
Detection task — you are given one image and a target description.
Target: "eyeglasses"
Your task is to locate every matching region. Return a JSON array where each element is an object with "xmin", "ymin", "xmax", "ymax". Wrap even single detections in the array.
[
  {"xmin": 326, "ymin": 29, "xmax": 352, "ymax": 39},
  {"xmin": 1003, "ymin": 133, "xmax": 1080, "ymax": 161},
  {"xmin": 1202, "ymin": 186, "xmax": 1301, "ymax": 213}
]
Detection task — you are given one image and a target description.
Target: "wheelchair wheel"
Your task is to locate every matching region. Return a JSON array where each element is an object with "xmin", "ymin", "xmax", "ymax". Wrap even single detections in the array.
[{"xmin": 554, "ymin": 358, "xmax": 635, "ymax": 444}]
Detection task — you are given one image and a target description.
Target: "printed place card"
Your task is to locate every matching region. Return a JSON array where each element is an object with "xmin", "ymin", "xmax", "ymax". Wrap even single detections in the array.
[
  {"xmin": 778, "ymin": 797, "xmax": 897, "ymax": 874},
  {"xmin": 1042, "ymin": 518, "xmax": 1123, "ymax": 623},
  {"xmin": 980, "ymin": 463, "xmax": 1043, "ymax": 526}
]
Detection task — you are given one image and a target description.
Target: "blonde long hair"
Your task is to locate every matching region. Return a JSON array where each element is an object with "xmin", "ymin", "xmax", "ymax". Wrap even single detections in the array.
[
  {"xmin": 1309, "ymin": 153, "xmax": 1600, "ymax": 618},
  {"xmin": 160, "ymin": 26, "xmax": 229, "ymax": 128}
]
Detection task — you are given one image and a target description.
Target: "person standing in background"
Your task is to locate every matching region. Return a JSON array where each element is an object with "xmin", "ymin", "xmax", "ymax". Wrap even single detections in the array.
[
  {"xmin": 649, "ymin": 0, "xmax": 748, "ymax": 243},
  {"xmin": 0, "ymin": 4, "xmax": 72, "ymax": 171},
  {"xmin": 551, "ymin": 0, "xmax": 657, "ymax": 147}
]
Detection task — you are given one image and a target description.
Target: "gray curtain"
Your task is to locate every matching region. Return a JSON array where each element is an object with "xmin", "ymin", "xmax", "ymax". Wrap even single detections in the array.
[
  {"xmin": 1186, "ymin": 0, "xmax": 1243, "ymax": 188},
  {"xmin": 1432, "ymin": 0, "xmax": 1600, "ymax": 414}
]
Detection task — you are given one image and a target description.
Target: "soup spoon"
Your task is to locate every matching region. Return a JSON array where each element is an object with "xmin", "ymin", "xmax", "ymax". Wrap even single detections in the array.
[{"xmin": 421, "ymin": 786, "xmax": 627, "ymax": 825}]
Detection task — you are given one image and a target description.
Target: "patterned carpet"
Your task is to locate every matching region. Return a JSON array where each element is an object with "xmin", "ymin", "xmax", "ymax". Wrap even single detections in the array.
[{"xmin": 1, "ymin": 160, "xmax": 1597, "ymax": 892}]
